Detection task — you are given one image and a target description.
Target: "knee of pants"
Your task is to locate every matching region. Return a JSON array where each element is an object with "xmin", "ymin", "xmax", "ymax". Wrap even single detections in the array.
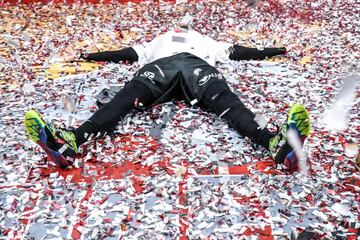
[
  {"xmin": 210, "ymin": 90, "xmax": 248, "ymax": 117},
  {"xmin": 203, "ymin": 82, "xmax": 230, "ymax": 98}
]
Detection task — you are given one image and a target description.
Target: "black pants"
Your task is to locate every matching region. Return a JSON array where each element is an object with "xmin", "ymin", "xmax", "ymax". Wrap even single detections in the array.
[{"xmin": 82, "ymin": 53, "xmax": 273, "ymax": 149}]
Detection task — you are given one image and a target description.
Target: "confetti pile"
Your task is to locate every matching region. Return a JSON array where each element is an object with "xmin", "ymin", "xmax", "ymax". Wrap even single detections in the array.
[{"xmin": 0, "ymin": 0, "xmax": 359, "ymax": 239}]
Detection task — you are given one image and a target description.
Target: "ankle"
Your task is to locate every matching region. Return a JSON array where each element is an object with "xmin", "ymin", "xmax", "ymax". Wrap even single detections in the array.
[{"xmin": 73, "ymin": 120, "xmax": 99, "ymax": 146}]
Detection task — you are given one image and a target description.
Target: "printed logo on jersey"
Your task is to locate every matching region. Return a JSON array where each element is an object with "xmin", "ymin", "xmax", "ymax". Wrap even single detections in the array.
[
  {"xmin": 172, "ymin": 36, "xmax": 186, "ymax": 43},
  {"xmin": 140, "ymin": 71, "xmax": 156, "ymax": 84},
  {"xmin": 198, "ymin": 73, "xmax": 223, "ymax": 86},
  {"xmin": 193, "ymin": 68, "xmax": 202, "ymax": 76}
]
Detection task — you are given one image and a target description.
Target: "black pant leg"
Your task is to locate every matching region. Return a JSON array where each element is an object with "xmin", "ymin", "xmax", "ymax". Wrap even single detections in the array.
[
  {"xmin": 74, "ymin": 55, "xmax": 184, "ymax": 147},
  {"xmin": 89, "ymin": 80, "xmax": 155, "ymax": 131},
  {"xmin": 200, "ymin": 82, "xmax": 274, "ymax": 149},
  {"xmin": 74, "ymin": 80, "xmax": 154, "ymax": 146}
]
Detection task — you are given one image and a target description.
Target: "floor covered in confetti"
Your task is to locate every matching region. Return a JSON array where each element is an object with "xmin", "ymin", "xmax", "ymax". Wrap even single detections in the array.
[{"xmin": 0, "ymin": 0, "xmax": 359, "ymax": 239}]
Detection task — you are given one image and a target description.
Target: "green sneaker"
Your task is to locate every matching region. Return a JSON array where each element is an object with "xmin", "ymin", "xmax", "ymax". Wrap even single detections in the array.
[
  {"xmin": 24, "ymin": 110, "xmax": 79, "ymax": 168},
  {"xmin": 269, "ymin": 103, "xmax": 311, "ymax": 170}
]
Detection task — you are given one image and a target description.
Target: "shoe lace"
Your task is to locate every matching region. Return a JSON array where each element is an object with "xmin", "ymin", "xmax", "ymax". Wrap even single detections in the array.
[{"xmin": 55, "ymin": 130, "xmax": 78, "ymax": 152}]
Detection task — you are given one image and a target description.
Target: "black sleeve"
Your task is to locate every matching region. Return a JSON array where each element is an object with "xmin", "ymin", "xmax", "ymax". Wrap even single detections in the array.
[
  {"xmin": 80, "ymin": 47, "xmax": 139, "ymax": 63},
  {"xmin": 228, "ymin": 45, "xmax": 286, "ymax": 61}
]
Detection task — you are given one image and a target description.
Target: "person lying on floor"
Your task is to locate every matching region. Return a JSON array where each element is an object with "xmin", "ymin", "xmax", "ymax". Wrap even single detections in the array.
[{"xmin": 24, "ymin": 17, "xmax": 310, "ymax": 171}]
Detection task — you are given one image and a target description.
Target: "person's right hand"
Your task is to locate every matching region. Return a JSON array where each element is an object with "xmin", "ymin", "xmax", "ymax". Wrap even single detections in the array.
[{"xmin": 60, "ymin": 46, "xmax": 80, "ymax": 62}]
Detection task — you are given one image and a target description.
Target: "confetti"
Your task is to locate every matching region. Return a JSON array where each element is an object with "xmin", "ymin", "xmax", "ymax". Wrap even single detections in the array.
[{"xmin": 0, "ymin": 0, "xmax": 359, "ymax": 239}]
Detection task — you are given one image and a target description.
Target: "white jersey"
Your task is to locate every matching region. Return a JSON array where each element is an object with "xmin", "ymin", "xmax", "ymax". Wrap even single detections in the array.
[{"xmin": 132, "ymin": 29, "xmax": 232, "ymax": 67}]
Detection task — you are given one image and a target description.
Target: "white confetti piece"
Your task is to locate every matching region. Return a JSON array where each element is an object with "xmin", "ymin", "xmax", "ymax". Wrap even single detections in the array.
[{"xmin": 331, "ymin": 203, "xmax": 351, "ymax": 216}]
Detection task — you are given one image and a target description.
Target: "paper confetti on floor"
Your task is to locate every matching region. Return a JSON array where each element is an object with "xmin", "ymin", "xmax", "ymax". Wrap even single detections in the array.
[{"xmin": 0, "ymin": 0, "xmax": 359, "ymax": 239}]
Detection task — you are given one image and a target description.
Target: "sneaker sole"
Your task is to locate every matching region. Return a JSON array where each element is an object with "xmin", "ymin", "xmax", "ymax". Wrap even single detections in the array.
[
  {"xmin": 288, "ymin": 103, "xmax": 311, "ymax": 136},
  {"xmin": 25, "ymin": 110, "xmax": 70, "ymax": 168}
]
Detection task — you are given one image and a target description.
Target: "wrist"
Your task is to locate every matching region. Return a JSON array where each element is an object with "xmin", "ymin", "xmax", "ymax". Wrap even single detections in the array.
[{"xmin": 79, "ymin": 52, "xmax": 89, "ymax": 59}]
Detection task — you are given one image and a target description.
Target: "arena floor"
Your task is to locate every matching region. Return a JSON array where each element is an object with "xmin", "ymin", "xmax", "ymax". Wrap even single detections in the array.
[{"xmin": 0, "ymin": 0, "xmax": 359, "ymax": 239}]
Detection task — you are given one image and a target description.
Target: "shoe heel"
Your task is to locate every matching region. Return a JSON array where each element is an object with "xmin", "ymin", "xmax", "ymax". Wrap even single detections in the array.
[
  {"xmin": 283, "ymin": 151, "xmax": 298, "ymax": 171},
  {"xmin": 38, "ymin": 141, "xmax": 70, "ymax": 168}
]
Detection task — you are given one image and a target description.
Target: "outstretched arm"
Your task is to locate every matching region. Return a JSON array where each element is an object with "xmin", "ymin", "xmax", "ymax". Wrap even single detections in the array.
[
  {"xmin": 80, "ymin": 47, "xmax": 139, "ymax": 63},
  {"xmin": 229, "ymin": 45, "xmax": 286, "ymax": 61}
]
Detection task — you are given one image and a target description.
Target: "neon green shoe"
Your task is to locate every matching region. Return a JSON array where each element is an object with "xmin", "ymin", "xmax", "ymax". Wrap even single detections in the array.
[
  {"xmin": 269, "ymin": 104, "xmax": 311, "ymax": 170},
  {"xmin": 24, "ymin": 110, "xmax": 79, "ymax": 168},
  {"xmin": 287, "ymin": 103, "xmax": 311, "ymax": 136}
]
